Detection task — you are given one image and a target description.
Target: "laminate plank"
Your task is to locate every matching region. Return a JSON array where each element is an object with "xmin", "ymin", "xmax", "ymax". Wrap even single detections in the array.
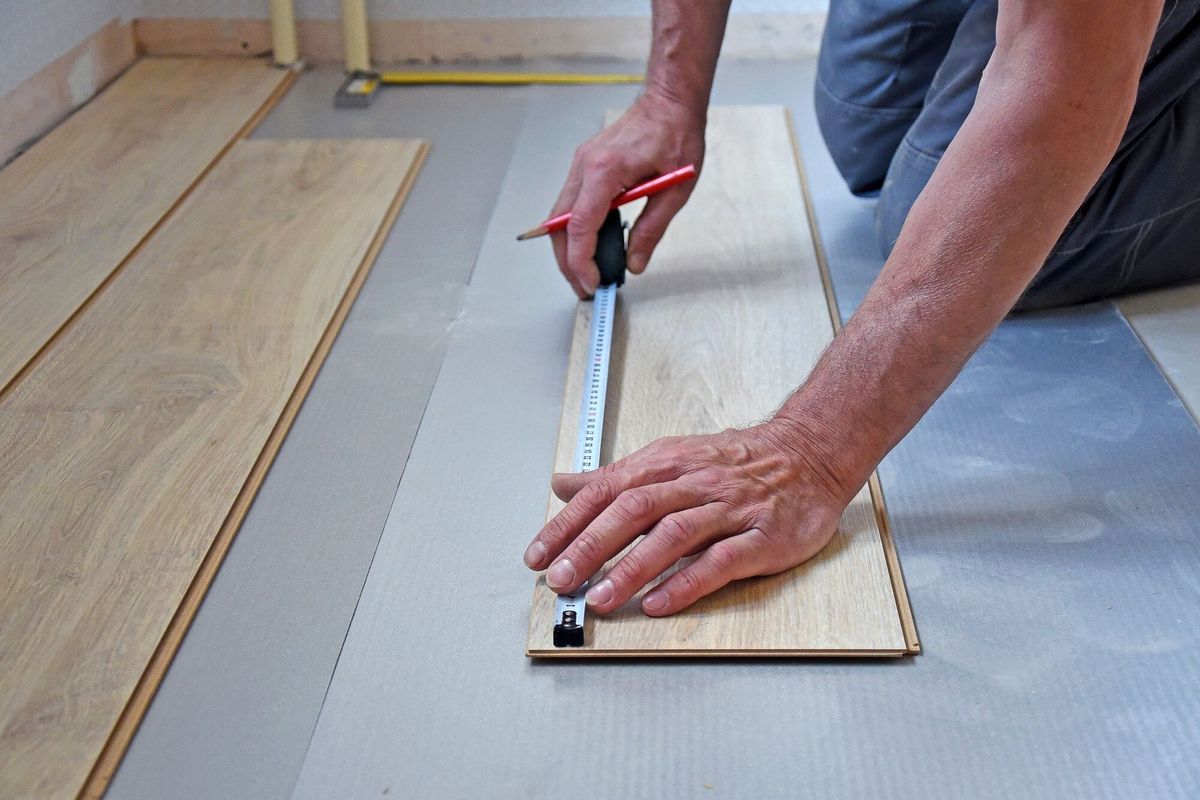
[
  {"xmin": 1119, "ymin": 285, "xmax": 1200, "ymax": 426},
  {"xmin": 0, "ymin": 57, "xmax": 293, "ymax": 396},
  {"xmin": 105, "ymin": 74, "xmax": 528, "ymax": 800},
  {"xmin": 0, "ymin": 137, "xmax": 426, "ymax": 800},
  {"xmin": 527, "ymin": 106, "xmax": 914, "ymax": 656}
]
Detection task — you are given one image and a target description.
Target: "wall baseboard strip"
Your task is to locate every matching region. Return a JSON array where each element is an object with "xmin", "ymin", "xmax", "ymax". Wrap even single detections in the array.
[
  {"xmin": 133, "ymin": 14, "xmax": 825, "ymax": 65},
  {"xmin": 0, "ymin": 19, "xmax": 137, "ymax": 166}
]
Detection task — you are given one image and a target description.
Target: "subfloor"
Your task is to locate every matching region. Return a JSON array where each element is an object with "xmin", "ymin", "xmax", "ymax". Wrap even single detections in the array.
[{"xmin": 108, "ymin": 60, "xmax": 1200, "ymax": 799}]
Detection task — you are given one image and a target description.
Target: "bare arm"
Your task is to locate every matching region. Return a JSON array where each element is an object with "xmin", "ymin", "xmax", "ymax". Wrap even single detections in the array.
[
  {"xmin": 775, "ymin": 0, "xmax": 1165, "ymax": 496},
  {"xmin": 525, "ymin": 0, "xmax": 1163, "ymax": 616},
  {"xmin": 550, "ymin": 0, "xmax": 732, "ymax": 297}
]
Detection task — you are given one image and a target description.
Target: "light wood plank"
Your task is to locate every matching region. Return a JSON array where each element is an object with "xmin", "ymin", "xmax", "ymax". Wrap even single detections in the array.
[
  {"xmin": 0, "ymin": 57, "xmax": 293, "ymax": 396},
  {"xmin": 1120, "ymin": 285, "xmax": 1200, "ymax": 426},
  {"xmin": 0, "ymin": 138, "xmax": 427, "ymax": 799},
  {"xmin": 527, "ymin": 106, "xmax": 914, "ymax": 657}
]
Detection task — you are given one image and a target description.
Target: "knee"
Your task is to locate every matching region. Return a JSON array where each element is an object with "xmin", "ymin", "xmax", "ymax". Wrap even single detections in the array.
[
  {"xmin": 814, "ymin": 2, "xmax": 924, "ymax": 196},
  {"xmin": 814, "ymin": 74, "xmax": 920, "ymax": 197}
]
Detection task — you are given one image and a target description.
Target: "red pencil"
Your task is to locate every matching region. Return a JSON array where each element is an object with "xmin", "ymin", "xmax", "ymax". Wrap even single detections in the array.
[{"xmin": 515, "ymin": 164, "xmax": 698, "ymax": 241}]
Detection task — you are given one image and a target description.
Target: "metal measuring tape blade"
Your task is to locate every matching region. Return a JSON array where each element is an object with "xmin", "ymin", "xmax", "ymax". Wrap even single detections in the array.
[{"xmin": 553, "ymin": 209, "xmax": 625, "ymax": 647}]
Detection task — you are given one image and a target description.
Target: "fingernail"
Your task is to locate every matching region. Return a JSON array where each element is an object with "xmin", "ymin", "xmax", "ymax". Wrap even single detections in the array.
[
  {"xmin": 586, "ymin": 579, "xmax": 613, "ymax": 606},
  {"xmin": 628, "ymin": 253, "xmax": 646, "ymax": 274},
  {"xmin": 643, "ymin": 590, "xmax": 669, "ymax": 612},
  {"xmin": 523, "ymin": 540, "xmax": 546, "ymax": 569},
  {"xmin": 547, "ymin": 558, "xmax": 576, "ymax": 590}
]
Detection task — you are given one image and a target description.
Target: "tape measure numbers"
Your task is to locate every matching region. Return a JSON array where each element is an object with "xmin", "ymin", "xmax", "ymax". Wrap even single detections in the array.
[
  {"xmin": 552, "ymin": 210, "xmax": 626, "ymax": 648},
  {"xmin": 552, "ymin": 282, "xmax": 615, "ymax": 647}
]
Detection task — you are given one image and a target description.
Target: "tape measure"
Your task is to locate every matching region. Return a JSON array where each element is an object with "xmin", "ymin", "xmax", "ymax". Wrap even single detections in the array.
[
  {"xmin": 335, "ymin": 69, "xmax": 643, "ymax": 108},
  {"xmin": 553, "ymin": 210, "xmax": 626, "ymax": 648}
]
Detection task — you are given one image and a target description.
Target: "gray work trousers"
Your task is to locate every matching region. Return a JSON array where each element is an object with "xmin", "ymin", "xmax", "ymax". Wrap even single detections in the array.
[{"xmin": 814, "ymin": 0, "xmax": 1200, "ymax": 310}]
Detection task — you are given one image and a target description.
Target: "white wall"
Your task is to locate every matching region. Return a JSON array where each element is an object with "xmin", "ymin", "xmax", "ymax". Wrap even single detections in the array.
[
  {"xmin": 0, "ymin": 0, "xmax": 133, "ymax": 97},
  {"xmin": 135, "ymin": 1, "xmax": 828, "ymax": 20},
  {"xmin": 1, "ymin": 0, "xmax": 827, "ymax": 100}
]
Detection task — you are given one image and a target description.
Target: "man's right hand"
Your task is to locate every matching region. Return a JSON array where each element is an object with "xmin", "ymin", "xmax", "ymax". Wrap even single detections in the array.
[{"xmin": 550, "ymin": 95, "xmax": 705, "ymax": 297}]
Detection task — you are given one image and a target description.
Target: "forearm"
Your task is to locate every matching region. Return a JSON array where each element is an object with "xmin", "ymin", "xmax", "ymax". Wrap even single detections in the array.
[
  {"xmin": 644, "ymin": 0, "xmax": 732, "ymax": 120},
  {"xmin": 776, "ymin": 1, "xmax": 1161, "ymax": 497}
]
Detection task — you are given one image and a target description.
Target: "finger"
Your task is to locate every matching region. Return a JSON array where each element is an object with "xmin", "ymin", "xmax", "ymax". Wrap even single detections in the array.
[
  {"xmin": 625, "ymin": 187, "xmax": 690, "ymax": 274},
  {"xmin": 546, "ymin": 479, "xmax": 711, "ymax": 594},
  {"xmin": 551, "ymin": 161, "xmax": 587, "ymax": 298},
  {"xmin": 550, "ymin": 230, "xmax": 585, "ymax": 299},
  {"xmin": 549, "ymin": 460, "xmax": 680, "ymax": 505},
  {"xmin": 567, "ymin": 170, "xmax": 626, "ymax": 296},
  {"xmin": 550, "ymin": 438, "xmax": 684, "ymax": 502},
  {"xmin": 584, "ymin": 503, "xmax": 733, "ymax": 613},
  {"xmin": 529, "ymin": 437, "xmax": 693, "ymax": 572},
  {"xmin": 641, "ymin": 530, "xmax": 772, "ymax": 616}
]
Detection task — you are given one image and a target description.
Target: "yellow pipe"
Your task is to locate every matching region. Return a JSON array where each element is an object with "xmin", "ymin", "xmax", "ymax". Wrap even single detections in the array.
[
  {"xmin": 341, "ymin": 0, "xmax": 371, "ymax": 73},
  {"xmin": 268, "ymin": 0, "xmax": 299, "ymax": 66},
  {"xmin": 377, "ymin": 71, "xmax": 644, "ymax": 86}
]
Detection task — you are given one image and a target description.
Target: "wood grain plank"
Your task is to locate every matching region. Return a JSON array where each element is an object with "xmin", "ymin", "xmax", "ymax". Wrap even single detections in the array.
[
  {"xmin": 0, "ymin": 138, "xmax": 426, "ymax": 799},
  {"xmin": 1120, "ymin": 285, "xmax": 1200, "ymax": 427},
  {"xmin": 527, "ymin": 106, "xmax": 914, "ymax": 657},
  {"xmin": 0, "ymin": 57, "xmax": 293, "ymax": 397}
]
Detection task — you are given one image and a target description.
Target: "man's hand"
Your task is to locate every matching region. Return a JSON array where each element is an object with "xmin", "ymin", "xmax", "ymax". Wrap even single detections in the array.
[
  {"xmin": 550, "ymin": 95, "xmax": 705, "ymax": 298},
  {"xmin": 522, "ymin": 419, "xmax": 851, "ymax": 616}
]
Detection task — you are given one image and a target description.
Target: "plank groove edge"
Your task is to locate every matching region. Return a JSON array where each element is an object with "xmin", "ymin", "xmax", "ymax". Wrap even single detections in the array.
[{"xmin": 787, "ymin": 114, "xmax": 920, "ymax": 654}]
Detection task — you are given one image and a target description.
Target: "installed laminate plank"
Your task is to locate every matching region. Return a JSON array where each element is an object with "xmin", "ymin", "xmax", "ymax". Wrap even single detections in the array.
[
  {"xmin": 0, "ymin": 57, "xmax": 293, "ymax": 396},
  {"xmin": 527, "ymin": 106, "xmax": 915, "ymax": 657},
  {"xmin": 1120, "ymin": 285, "xmax": 1200, "ymax": 426},
  {"xmin": 0, "ymin": 137, "xmax": 426, "ymax": 800}
]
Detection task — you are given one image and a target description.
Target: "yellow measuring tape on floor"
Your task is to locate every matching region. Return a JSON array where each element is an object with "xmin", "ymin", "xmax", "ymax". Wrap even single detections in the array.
[
  {"xmin": 377, "ymin": 70, "xmax": 644, "ymax": 86},
  {"xmin": 334, "ymin": 69, "xmax": 643, "ymax": 106}
]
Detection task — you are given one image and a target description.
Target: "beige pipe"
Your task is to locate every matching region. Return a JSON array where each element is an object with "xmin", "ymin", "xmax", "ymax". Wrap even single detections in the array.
[
  {"xmin": 341, "ymin": 0, "xmax": 371, "ymax": 73},
  {"xmin": 268, "ymin": 0, "xmax": 299, "ymax": 66}
]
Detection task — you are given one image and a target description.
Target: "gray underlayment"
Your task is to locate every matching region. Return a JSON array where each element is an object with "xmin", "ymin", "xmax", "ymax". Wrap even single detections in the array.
[{"xmin": 108, "ymin": 62, "xmax": 1200, "ymax": 800}]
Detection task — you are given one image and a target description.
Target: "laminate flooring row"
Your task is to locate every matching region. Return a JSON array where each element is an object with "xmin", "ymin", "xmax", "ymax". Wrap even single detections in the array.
[{"xmin": 0, "ymin": 58, "xmax": 427, "ymax": 799}]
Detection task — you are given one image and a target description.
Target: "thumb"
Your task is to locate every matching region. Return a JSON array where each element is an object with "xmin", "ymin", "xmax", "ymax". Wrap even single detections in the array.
[
  {"xmin": 626, "ymin": 187, "xmax": 690, "ymax": 274},
  {"xmin": 550, "ymin": 471, "xmax": 593, "ymax": 501}
]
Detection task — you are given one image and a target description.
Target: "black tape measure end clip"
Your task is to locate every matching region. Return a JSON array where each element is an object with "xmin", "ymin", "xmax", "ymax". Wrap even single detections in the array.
[{"xmin": 595, "ymin": 209, "xmax": 627, "ymax": 288}]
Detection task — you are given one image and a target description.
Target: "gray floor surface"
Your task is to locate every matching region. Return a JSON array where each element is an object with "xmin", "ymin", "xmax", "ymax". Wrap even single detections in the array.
[{"xmin": 110, "ymin": 62, "xmax": 1200, "ymax": 799}]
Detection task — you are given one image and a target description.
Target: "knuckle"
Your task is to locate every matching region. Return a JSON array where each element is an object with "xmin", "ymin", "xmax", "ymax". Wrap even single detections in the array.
[
  {"xmin": 611, "ymin": 550, "xmax": 650, "ymax": 583},
  {"xmin": 615, "ymin": 488, "xmax": 657, "ymax": 522},
  {"xmin": 690, "ymin": 468, "xmax": 725, "ymax": 491},
  {"xmin": 542, "ymin": 513, "xmax": 574, "ymax": 544},
  {"xmin": 571, "ymin": 532, "xmax": 605, "ymax": 565},
  {"xmin": 655, "ymin": 513, "xmax": 694, "ymax": 549},
  {"xmin": 706, "ymin": 541, "xmax": 743, "ymax": 574},
  {"xmin": 566, "ymin": 216, "xmax": 595, "ymax": 236},
  {"xmin": 673, "ymin": 568, "xmax": 707, "ymax": 597},
  {"xmin": 581, "ymin": 477, "xmax": 620, "ymax": 508},
  {"xmin": 587, "ymin": 151, "xmax": 618, "ymax": 174}
]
